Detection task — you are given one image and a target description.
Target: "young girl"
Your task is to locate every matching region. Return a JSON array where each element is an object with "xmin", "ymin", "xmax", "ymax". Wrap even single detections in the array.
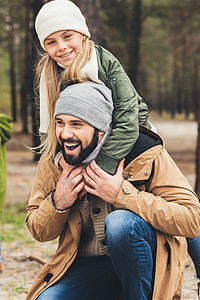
[
  {"xmin": 34, "ymin": 0, "xmax": 200, "ymax": 288},
  {"xmin": 35, "ymin": 0, "xmax": 151, "ymax": 174}
]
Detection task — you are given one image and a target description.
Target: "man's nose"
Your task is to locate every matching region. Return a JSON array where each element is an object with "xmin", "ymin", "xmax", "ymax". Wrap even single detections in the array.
[{"xmin": 61, "ymin": 126, "xmax": 73, "ymax": 139}]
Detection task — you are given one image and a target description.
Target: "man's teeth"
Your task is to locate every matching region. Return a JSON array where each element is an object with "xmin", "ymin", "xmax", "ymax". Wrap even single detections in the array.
[
  {"xmin": 65, "ymin": 143, "xmax": 78, "ymax": 147},
  {"xmin": 65, "ymin": 142, "xmax": 79, "ymax": 150}
]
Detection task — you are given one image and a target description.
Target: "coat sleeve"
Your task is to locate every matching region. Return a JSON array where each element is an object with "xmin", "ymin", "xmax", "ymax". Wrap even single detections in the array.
[
  {"xmin": 25, "ymin": 158, "xmax": 70, "ymax": 242},
  {"xmin": 114, "ymin": 148, "xmax": 200, "ymax": 238},
  {"xmin": 95, "ymin": 46, "xmax": 149, "ymax": 175}
]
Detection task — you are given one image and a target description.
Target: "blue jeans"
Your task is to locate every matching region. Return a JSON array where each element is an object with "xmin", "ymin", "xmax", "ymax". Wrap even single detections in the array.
[
  {"xmin": 37, "ymin": 255, "xmax": 121, "ymax": 300},
  {"xmin": 37, "ymin": 210, "xmax": 157, "ymax": 300},
  {"xmin": 187, "ymin": 235, "xmax": 200, "ymax": 278},
  {"xmin": 105, "ymin": 210, "xmax": 157, "ymax": 300}
]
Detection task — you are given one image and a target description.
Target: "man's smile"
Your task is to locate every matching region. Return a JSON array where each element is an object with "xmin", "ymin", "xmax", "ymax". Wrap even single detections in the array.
[
  {"xmin": 65, "ymin": 142, "xmax": 79, "ymax": 149},
  {"xmin": 62, "ymin": 139, "xmax": 81, "ymax": 155},
  {"xmin": 64, "ymin": 141, "xmax": 80, "ymax": 152}
]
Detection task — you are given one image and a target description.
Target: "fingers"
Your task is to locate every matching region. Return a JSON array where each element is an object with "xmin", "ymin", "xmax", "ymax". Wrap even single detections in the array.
[
  {"xmin": 60, "ymin": 165, "xmax": 84, "ymax": 181},
  {"xmin": 60, "ymin": 164, "xmax": 76, "ymax": 180},
  {"xmin": 84, "ymin": 183, "xmax": 98, "ymax": 195},
  {"xmin": 116, "ymin": 159, "xmax": 125, "ymax": 176},
  {"xmin": 72, "ymin": 181, "xmax": 85, "ymax": 195},
  {"xmin": 59, "ymin": 156, "xmax": 69, "ymax": 169},
  {"xmin": 70, "ymin": 173, "xmax": 84, "ymax": 188},
  {"xmin": 82, "ymin": 169, "xmax": 96, "ymax": 188},
  {"xmin": 88, "ymin": 161, "xmax": 105, "ymax": 177}
]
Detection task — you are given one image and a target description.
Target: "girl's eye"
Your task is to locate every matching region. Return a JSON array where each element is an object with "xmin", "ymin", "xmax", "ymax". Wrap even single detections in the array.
[
  {"xmin": 64, "ymin": 34, "xmax": 72, "ymax": 39},
  {"xmin": 46, "ymin": 40, "xmax": 55, "ymax": 46}
]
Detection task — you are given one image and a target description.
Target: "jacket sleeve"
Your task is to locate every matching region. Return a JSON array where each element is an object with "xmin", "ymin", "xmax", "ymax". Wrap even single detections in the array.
[
  {"xmin": 25, "ymin": 158, "xmax": 70, "ymax": 242},
  {"xmin": 114, "ymin": 148, "xmax": 200, "ymax": 238},
  {"xmin": 95, "ymin": 46, "xmax": 149, "ymax": 174}
]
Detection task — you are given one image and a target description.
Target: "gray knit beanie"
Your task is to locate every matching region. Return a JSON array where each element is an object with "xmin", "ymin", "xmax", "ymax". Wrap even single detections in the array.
[
  {"xmin": 54, "ymin": 82, "xmax": 113, "ymax": 132},
  {"xmin": 35, "ymin": 0, "xmax": 91, "ymax": 50}
]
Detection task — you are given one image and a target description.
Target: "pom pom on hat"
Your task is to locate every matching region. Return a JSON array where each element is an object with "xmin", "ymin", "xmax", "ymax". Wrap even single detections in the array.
[{"xmin": 35, "ymin": 0, "xmax": 91, "ymax": 50}]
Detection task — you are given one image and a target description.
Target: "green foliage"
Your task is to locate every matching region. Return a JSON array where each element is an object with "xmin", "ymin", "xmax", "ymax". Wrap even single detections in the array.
[
  {"xmin": 6, "ymin": 276, "xmax": 28, "ymax": 296},
  {"xmin": 1, "ymin": 203, "xmax": 33, "ymax": 243},
  {"xmin": 1, "ymin": 0, "xmax": 200, "ymax": 119},
  {"xmin": 0, "ymin": 48, "xmax": 11, "ymax": 114}
]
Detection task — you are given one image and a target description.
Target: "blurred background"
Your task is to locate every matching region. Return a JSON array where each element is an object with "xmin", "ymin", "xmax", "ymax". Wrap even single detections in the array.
[{"xmin": 0, "ymin": 0, "xmax": 200, "ymax": 298}]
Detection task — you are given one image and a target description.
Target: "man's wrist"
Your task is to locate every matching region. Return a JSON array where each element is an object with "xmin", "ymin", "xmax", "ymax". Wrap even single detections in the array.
[{"xmin": 51, "ymin": 190, "xmax": 73, "ymax": 212}]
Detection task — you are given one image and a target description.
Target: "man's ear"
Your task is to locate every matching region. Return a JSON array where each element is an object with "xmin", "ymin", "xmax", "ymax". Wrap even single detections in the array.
[{"xmin": 98, "ymin": 131, "xmax": 105, "ymax": 142}]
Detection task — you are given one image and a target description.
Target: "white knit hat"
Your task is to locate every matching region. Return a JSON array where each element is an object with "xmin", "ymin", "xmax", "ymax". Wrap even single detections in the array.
[{"xmin": 35, "ymin": 0, "xmax": 91, "ymax": 50}]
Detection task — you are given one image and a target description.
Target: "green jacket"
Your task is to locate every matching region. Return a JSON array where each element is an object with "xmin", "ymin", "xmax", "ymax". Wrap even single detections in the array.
[
  {"xmin": 94, "ymin": 45, "xmax": 149, "ymax": 174},
  {"xmin": 43, "ymin": 45, "xmax": 150, "ymax": 174},
  {"xmin": 0, "ymin": 114, "xmax": 12, "ymax": 220}
]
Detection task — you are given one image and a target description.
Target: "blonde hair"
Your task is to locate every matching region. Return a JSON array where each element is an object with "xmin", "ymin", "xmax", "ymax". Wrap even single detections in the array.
[{"xmin": 36, "ymin": 37, "xmax": 94, "ymax": 160}]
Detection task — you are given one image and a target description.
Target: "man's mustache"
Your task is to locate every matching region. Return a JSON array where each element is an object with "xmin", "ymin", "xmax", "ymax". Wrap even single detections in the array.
[{"xmin": 60, "ymin": 137, "xmax": 81, "ymax": 145}]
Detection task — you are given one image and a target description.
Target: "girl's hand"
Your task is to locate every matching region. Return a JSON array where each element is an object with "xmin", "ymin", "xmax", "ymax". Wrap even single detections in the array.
[{"xmin": 83, "ymin": 159, "xmax": 125, "ymax": 203}]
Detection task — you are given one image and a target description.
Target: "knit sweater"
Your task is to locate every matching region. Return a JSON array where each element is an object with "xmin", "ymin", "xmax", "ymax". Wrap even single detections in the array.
[{"xmin": 78, "ymin": 195, "xmax": 113, "ymax": 257}]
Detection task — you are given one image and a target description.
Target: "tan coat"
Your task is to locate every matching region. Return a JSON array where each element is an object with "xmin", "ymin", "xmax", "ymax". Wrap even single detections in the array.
[{"xmin": 26, "ymin": 129, "xmax": 200, "ymax": 300}]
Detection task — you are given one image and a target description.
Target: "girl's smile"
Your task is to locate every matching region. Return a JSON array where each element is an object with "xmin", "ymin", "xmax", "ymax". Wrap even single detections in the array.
[{"xmin": 44, "ymin": 30, "xmax": 84, "ymax": 67}]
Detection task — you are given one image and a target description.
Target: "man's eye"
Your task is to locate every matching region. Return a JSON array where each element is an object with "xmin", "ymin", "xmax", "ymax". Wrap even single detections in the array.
[
  {"xmin": 73, "ymin": 123, "xmax": 82, "ymax": 127},
  {"xmin": 56, "ymin": 121, "xmax": 64, "ymax": 126}
]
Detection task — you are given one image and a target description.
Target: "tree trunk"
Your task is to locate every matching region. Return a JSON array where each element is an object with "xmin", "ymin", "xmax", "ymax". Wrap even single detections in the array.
[
  {"xmin": 21, "ymin": 0, "xmax": 30, "ymax": 134},
  {"xmin": 195, "ymin": 95, "xmax": 200, "ymax": 198},
  {"xmin": 128, "ymin": 0, "xmax": 142, "ymax": 88},
  {"xmin": 29, "ymin": 0, "xmax": 44, "ymax": 161},
  {"xmin": 21, "ymin": 0, "xmax": 43, "ymax": 160},
  {"xmin": 74, "ymin": 0, "xmax": 105, "ymax": 45},
  {"xmin": 8, "ymin": 1, "xmax": 17, "ymax": 122},
  {"xmin": 8, "ymin": 39, "xmax": 17, "ymax": 122}
]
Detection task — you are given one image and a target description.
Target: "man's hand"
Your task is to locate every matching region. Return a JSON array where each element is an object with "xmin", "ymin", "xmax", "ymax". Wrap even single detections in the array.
[
  {"xmin": 59, "ymin": 156, "xmax": 68, "ymax": 169},
  {"xmin": 83, "ymin": 159, "xmax": 125, "ymax": 203},
  {"xmin": 53, "ymin": 165, "xmax": 85, "ymax": 210}
]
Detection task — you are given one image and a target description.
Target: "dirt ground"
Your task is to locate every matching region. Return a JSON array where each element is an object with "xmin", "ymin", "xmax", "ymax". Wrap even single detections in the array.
[{"xmin": 0, "ymin": 119, "xmax": 199, "ymax": 299}]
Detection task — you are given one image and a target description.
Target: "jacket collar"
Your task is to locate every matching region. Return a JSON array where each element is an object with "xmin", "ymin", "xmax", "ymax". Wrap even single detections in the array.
[{"xmin": 123, "ymin": 126, "xmax": 164, "ymax": 182}]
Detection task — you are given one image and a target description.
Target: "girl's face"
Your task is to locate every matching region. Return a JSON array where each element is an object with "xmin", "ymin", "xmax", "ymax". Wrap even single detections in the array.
[{"xmin": 44, "ymin": 30, "xmax": 84, "ymax": 67}]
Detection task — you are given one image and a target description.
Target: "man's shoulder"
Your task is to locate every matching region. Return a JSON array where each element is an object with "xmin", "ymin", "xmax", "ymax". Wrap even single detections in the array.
[
  {"xmin": 37, "ymin": 154, "xmax": 61, "ymax": 178},
  {"xmin": 125, "ymin": 126, "xmax": 163, "ymax": 167}
]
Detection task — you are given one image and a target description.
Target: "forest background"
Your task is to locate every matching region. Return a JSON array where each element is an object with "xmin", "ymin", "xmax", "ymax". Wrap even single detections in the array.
[
  {"xmin": 1, "ymin": 0, "xmax": 200, "ymax": 197},
  {"xmin": 0, "ymin": 0, "xmax": 200, "ymax": 298}
]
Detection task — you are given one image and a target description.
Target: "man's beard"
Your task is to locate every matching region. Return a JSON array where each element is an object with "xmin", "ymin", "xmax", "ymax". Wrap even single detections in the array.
[{"xmin": 60, "ymin": 129, "xmax": 99, "ymax": 166}]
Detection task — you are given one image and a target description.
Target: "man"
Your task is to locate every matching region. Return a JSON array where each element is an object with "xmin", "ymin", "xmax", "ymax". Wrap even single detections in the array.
[{"xmin": 26, "ymin": 82, "xmax": 200, "ymax": 300}]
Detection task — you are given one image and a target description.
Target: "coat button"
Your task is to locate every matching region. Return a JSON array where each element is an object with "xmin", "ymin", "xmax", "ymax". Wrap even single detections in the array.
[
  {"xmin": 144, "ymin": 171, "xmax": 149, "ymax": 176},
  {"xmin": 124, "ymin": 188, "xmax": 129, "ymax": 193},
  {"xmin": 121, "ymin": 196, "xmax": 125, "ymax": 200},
  {"xmin": 100, "ymin": 239, "xmax": 107, "ymax": 246},
  {"xmin": 93, "ymin": 207, "xmax": 101, "ymax": 214},
  {"xmin": 43, "ymin": 273, "xmax": 53, "ymax": 283}
]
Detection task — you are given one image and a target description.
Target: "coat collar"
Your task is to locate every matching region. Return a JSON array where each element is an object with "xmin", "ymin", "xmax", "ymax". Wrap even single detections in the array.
[{"xmin": 123, "ymin": 126, "xmax": 164, "ymax": 182}]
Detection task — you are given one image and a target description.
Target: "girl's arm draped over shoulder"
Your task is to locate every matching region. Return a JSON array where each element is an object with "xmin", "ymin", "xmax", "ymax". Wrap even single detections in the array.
[{"xmin": 95, "ymin": 45, "xmax": 149, "ymax": 174}]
